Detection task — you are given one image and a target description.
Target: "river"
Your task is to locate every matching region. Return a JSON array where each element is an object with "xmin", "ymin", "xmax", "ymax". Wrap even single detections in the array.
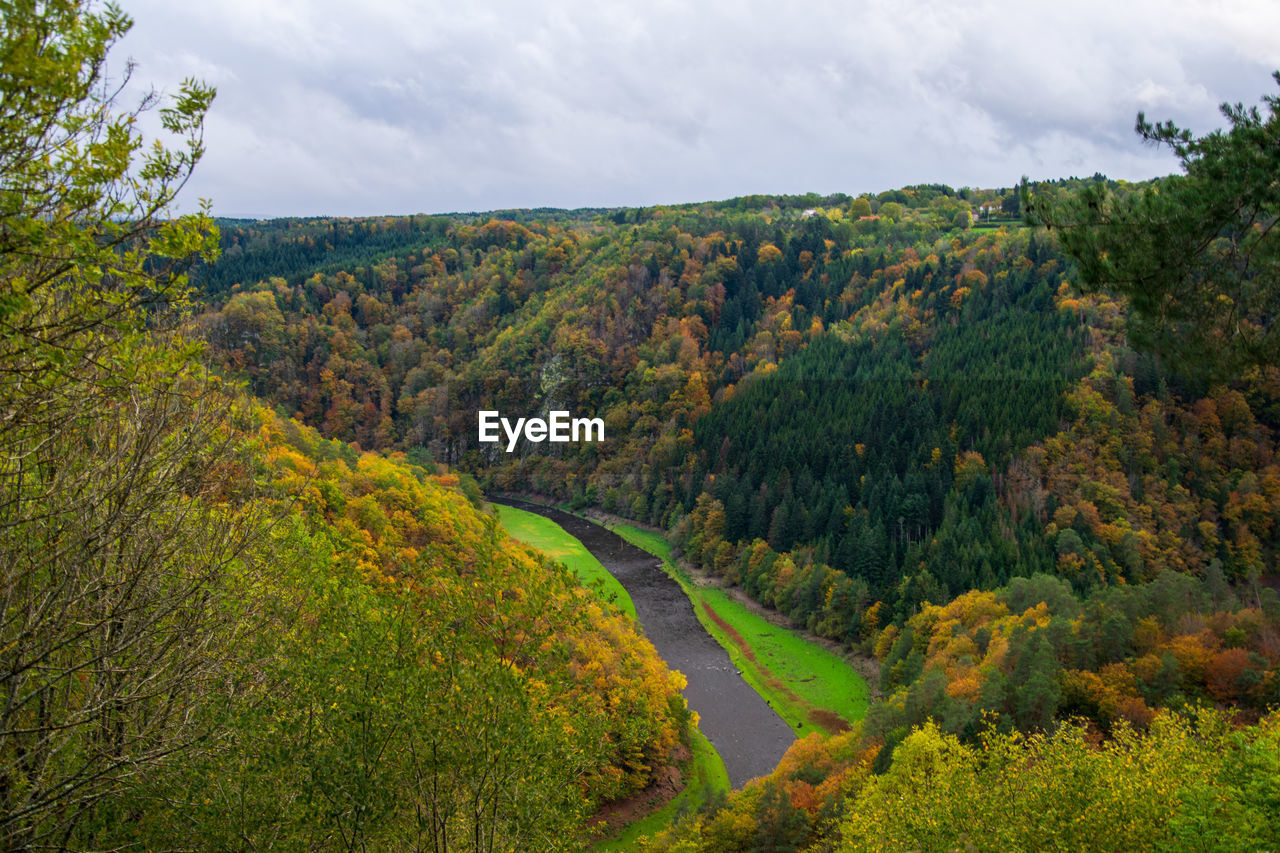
[{"xmin": 496, "ymin": 500, "xmax": 794, "ymax": 789}]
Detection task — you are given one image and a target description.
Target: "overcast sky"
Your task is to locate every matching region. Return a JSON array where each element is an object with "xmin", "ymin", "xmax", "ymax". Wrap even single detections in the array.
[{"xmin": 116, "ymin": 0, "xmax": 1280, "ymax": 218}]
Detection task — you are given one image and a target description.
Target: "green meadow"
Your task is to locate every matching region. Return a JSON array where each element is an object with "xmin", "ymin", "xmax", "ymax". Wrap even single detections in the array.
[{"xmin": 495, "ymin": 504, "xmax": 636, "ymax": 618}]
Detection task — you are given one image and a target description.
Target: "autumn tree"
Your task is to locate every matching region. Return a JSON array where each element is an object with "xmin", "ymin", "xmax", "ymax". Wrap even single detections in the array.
[{"xmin": 0, "ymin": 1, "xmax": 266, "ymax": 844}]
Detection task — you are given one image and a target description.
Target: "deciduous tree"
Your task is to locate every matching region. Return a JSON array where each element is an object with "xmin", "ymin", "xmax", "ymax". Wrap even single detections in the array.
[{"xmin": 0, "ymin": 1, "xmax": 263, "ymax": 844}]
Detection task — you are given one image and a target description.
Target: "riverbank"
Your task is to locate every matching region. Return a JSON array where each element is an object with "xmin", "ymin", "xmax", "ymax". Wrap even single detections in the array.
[
  {"xmin": 493, "ymin": 503, "xmax": 636, "ymax": 617},
  {"xmin": 494, "ymin": 493, "xmax": 879, "ymax": 719},
  {"xmin": 492, "ymin": 495, "xmax": 876, "ymax": 849},
  {"xmin": 569, "ymin": 506, "xmax": 881, "ymax": 706},
  {"xmin": 595, "ymin": 517, "xmax": 874, "ymax": 735}
]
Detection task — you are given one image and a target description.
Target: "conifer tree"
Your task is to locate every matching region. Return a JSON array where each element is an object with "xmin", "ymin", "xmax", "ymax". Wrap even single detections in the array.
[{"xmin": 1025, "ymin": 74, "xmax": 1280, "ymax": 380}]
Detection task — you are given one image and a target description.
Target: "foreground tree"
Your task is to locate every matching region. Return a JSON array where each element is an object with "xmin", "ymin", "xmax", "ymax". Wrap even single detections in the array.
[
  {"xmin": 0, "ymin": 1, "xmax": 266, "ymax": 844},
  {"xmin": 1025, "ymin": 73, "xmax": 1280, "ymax": 381}
]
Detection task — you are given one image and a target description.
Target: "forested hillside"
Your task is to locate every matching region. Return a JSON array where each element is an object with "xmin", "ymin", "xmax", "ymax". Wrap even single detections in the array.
[
  {"xmin": 196, "ymin": 177, "xmax": 1278, "ymax": 631},
  {"xmin": 195, "ymin": 185, "xmax": 1083, "ymax": 597},
  {"xmin": 148, "ymin": 409, "xmax": 690, "ymax": 849},
  {"xmin": 197, "ymin": 167, "xmax": 1280, "ymax": 849}
]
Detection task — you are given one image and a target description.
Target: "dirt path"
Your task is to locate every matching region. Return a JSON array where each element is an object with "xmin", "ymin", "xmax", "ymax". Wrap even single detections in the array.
[{"xmin": 497, "ymin": 500, "xmax": 794, "ymax": 789}]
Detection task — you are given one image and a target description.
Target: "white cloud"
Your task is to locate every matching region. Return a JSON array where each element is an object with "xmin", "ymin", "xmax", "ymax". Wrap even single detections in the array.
[{"xmin": 115, "ymin": 0, "xmax": 1278, "ymax": 216}]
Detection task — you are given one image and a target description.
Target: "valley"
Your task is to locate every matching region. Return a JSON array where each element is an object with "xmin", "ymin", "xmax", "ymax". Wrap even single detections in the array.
[{"xmin": 190, "ymin": 184, "xmax": 1280, "ymax": 848}]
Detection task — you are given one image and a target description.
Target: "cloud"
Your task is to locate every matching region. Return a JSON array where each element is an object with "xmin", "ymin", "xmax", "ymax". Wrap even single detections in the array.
[{"xmin": 116, "ymin": 0, "xmax": 1279, "ymax": 216}]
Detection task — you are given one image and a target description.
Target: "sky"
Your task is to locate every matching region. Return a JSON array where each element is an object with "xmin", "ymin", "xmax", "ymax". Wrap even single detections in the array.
[{"xmin": 116, "ymin": 0, "xmax": 1280, "ymax": 219}]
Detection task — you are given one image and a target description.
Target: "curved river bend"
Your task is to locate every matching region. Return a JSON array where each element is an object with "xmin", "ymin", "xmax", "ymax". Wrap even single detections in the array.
[{"xmin": 499, "ymin": 501, "xmax": 794, "ymax": 788}]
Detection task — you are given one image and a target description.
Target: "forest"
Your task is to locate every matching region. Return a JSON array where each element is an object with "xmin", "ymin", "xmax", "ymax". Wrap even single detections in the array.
[
  {"xmin": 192, "ymin": 127, "xmax": 1280, "ymax": 849},
  {"xmin": 4, "ymin": 1, "xmax": 1279, "ymax": 849}
]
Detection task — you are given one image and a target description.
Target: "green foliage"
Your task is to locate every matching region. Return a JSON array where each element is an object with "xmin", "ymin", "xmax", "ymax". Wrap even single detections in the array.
[
  {"xmin": 0, "ymin": 0, "xmax": 218, "ymax": 361},
  {"xmin": 159, "ymin": 515, "xmax": 596, "ymax": 851},
  {"xmin": 865, "ymin": 567, "xmax": 1280, "ymax": 750},
  {"xmin": 0, "ymin": 2, "xmax": 252, "ymax": 845},
  {"xmin": 833, "ymin": 712, "xmax": 1280, "ymax": 852},
  {"xmin": 878, "ymin": 201, "xmax": 904, "ymax": 221}
]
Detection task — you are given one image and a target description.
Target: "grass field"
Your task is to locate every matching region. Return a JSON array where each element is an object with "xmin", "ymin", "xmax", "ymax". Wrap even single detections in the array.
[
  {"xmin": 607, "ymin": 522, "xmax": 869, "ymax": 736},
  {"xmin": 495, "ymin": 504, "xmax": 636, "ymax": 618}
]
